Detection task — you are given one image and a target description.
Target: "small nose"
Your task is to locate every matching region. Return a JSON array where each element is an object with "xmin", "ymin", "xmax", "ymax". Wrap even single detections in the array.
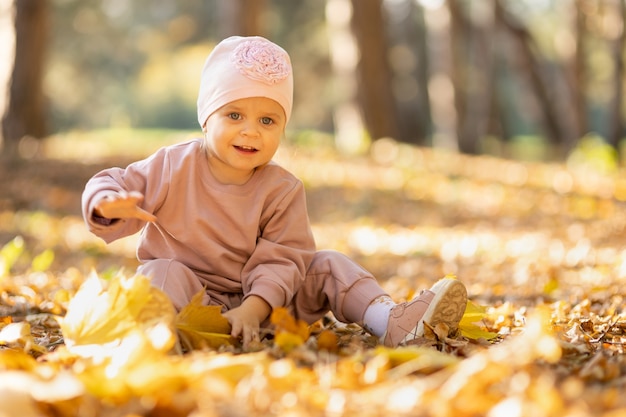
[{"xmin": 241, "ymin": 120, "xmax": 260, "ymax": 137}]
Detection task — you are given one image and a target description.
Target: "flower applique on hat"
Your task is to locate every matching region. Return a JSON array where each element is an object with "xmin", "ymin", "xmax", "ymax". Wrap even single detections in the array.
[{"xmin": 231, "ymin": 39, "xmax": 291, "ymax": 85}]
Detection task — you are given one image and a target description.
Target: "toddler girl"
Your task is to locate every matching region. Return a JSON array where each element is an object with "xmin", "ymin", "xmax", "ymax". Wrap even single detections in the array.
[{"xmin": 82, "ymin": 36, "xmax": 467, "ymax": 348}]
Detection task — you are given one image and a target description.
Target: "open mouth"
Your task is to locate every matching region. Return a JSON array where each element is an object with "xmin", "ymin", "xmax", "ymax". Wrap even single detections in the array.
[{"xmin": 234, "ymin": 145, "xmax": 258, "ymax": 153}]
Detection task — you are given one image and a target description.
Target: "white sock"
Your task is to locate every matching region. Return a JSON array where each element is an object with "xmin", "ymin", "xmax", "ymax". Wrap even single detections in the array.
[{"xmin": 362, "ymin": 295, "xmax": 396, "ymax": 337}]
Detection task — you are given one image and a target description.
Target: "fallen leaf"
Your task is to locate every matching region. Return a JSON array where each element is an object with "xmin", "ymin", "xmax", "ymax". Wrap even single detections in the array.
[
  {"xmin": 459, "ymin": 301, "xmax": 498, "ymax": 341},
  {"xmin": 317, "ymin": 330, "xmax": 339, "ymax": 352},
  {"xmin": 75, "ymin": 327, "xmax": 193, "ymax": 405},
  {"xmin": 31, "ymin": 249, "xmax": 55, "ymax": 272},
  {"xmin": 0, "ymin": 236, "xmax": 25, "ymax": 278},
  {"xmin": 0, "ymin": 322, "xmax": 46, "ymax": 354},
  {"xmin": 274, "ymin": 331, "xmax": 306, "ymax": 353},
  {"xmin": 175, "ymin": 290, "xmax": 234, "ymax": 350},
  {"xmin": 59, "ymin": 272, "xmax": 177, "ymax": 356},
  {"xmin": 270, "ymin": 308, "xmax": 310, "ymax": 352},
  {"xmin": 271, "ymin": 308, "xmax": 310, "ymax": 341},
  {"xmin": 433, "ymin": 322, "xmax": 451, "ymax": 340},
  {"xmin": 377, "ymin": 345, "xmax": 460, "ymax": 377},
  {"xmin": 0, "ymin": 349, "xmax": 38, "ymax": 371}
]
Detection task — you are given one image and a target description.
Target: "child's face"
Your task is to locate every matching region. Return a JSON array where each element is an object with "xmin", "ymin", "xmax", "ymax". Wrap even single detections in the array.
[{"xmin": 203, "ymin": 96, "xmax": 286, "ymax": 184}]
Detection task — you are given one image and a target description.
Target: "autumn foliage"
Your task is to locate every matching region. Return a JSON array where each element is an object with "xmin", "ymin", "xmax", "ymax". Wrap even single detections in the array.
[{"xmin": 1, "ymin": 139, "xmax": 626, "ymax": 416}]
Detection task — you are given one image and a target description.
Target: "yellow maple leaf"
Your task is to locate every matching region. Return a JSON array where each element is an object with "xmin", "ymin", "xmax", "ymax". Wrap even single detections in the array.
[
  {"xmin": 54, "ymin": 273, "xmax": 199, "ymax": 405},
  {"xmin": 175, "ymin": 290, "xmax": 234, "ymax": 350},
  {"xmin": 459, "ymin": 301, "xmax": 498, "ymax": 341},
  {"xmin": 59, "ymin": 272, "xmax": 177, "ymax": 356},
  {"xmin": 377, "ymin": 345, "xmax": 460, "ymax": 374},
  {"xmin": 76, "ymin": 327, "xmax": 193, "ymax": 405}
]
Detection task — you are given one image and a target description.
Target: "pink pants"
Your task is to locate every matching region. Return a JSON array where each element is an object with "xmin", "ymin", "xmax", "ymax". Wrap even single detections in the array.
[{"xmin": 137, "ymin": 249, "xmax": 387, "ymax": 325}]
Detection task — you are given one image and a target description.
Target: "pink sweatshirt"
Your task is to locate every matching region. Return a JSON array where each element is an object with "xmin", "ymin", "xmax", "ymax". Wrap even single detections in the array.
[{"xmin": 82, "ymin": 138, "xmax": 316, "ymax": 309}]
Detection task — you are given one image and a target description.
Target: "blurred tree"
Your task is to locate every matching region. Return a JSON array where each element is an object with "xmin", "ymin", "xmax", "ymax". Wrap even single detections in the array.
[
  {"xmin": 1, "ymin": 0, "xmax": 48, "ymax": 162},
  {"xmin": 607, "ymin": 0, "xmax": 626, "ymax": 149},
  {"xmin": 217, "ymin": 0, "xmax": 267, "ymax": 38},
  {"xmin": 569, "ymin": 0, "xmax": 626, "ymax": 152},
  {"xmin": 350, "ymin": 0, "xmax": 400, "ymax": 142},
  {"xmin": 7, "ymin": 0, "xmax": 624, "ymax": 161},
  {"xmin": 449, "ymin": 0, "xmax": 490, "ymax": 154},
  {"xmin": 385, "ymin": 0, "xmax": 432, "ymax": 145},
  {"xmin": 326, "ymin": 0, "xmax": 365, "ymax": 153},
  {"xmin": 573, "ymin": 0, "xmax": 590, "ymax": 139},
  {"xmin": 495, "ymin": 0, "xmax": 564, "ymax": 150}
]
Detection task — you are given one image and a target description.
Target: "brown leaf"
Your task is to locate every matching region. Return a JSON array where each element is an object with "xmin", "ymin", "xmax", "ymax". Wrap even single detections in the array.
[{"xmin": 317, "ymin": 330, "xmax": 339, "ymax": 352}]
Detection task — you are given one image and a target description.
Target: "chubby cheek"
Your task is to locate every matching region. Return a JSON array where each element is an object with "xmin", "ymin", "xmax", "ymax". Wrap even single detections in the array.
[
  {"xmin": 203, "ymin": 126, "xmax": 230, "ymax": 151},
  {"xmin": 262, "ymin": 140, "xmax": 280, "ymax": 161},
  {"xmin": 267, "ymin": 134, "xmax": 282, "ymax": 152}
]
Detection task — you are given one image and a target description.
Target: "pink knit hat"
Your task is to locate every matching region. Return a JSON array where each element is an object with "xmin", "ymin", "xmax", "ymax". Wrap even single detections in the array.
[{"xmin": 197, "ymin": 36, "xmax": 293, "ymax": 131}]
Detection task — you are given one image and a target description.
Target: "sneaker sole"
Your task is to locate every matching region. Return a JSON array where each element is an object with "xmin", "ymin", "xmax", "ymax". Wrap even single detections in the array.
[{"xmin": 402, "ymin": 279, "xmax": 467, "ymax": 344}]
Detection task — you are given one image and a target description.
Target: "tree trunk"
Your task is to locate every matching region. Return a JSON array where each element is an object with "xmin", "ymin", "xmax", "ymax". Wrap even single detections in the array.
[
  {"xmin": 449, "ymin": 0, "xmax": 492, "ymax": 155},
  {"xmin": 384, "ymin": 0, "xmax": 431, "ymax": 145},
  {"xmin": 216, "ymin": 0, "xmax": 267, "ymax": 38},
  {"xmin": 496, "ymin": 0, "xmax": 565, "ymax": 154},
  {"xmin": 573, "ymin": 0, "xmax": 589, "ymax": 141},
  {"xmin": 413, "ymin": 4, "xmax": 433, "ymax": 145},
  {"xmin": 486, "ymin": 0, "xmax": 509, "ymax": 151},
  {"xmin": 1, "ymin": 0, "xmax": 48, "ymax": 161},
  {"xmin": 350, "ymin": 0, "xmax": 400, "ymax": 142},
  {"xmin": 608, "ymin": 0, "xmax": 625, "ymax": 149},
  {"xmin": 326, "ymin": 0, "xmax": 366, "ymax": 153},
  {"xmin": 0, "ymin": 0, "xmax": 15, "ymax": 145}
]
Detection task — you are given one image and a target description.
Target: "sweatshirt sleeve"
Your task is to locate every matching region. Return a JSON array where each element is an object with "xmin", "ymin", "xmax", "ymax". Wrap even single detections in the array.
[
  {"xmin": 241, "ymin": 179, "xmax": 316, "ymax": 309},
  {"xmin": 81, "ymin": 147, "xmax": 171, "ymax": 243}
]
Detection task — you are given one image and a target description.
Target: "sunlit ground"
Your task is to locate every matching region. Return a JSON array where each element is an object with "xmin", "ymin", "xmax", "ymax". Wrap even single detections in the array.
[
  {"xmin": 3, "ymin": 131, "xmax": 626, "ymax": 304},
  {"xmin": 3, "ymin": 131, "xmax": 626, "ymax": 416}
]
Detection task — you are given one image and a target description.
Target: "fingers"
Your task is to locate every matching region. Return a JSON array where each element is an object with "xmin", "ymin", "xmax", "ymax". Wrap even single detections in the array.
[
  {"xmin": 228, "ymin": 319, "xmax": 242, "ymax": 339},
  {"xmin": 96, "ymin": 191, "xmax": 157, "ymax": 222},
  {"xmin": 123, "ymin": 192, "xmax": 157, "ymax": 222},
  {"xmin": 223, "ymin": 305, "xmax": 265, "ymax": 348},
  {"xmin": 133, "ymin": 206, "xmax": 157, "ymax": 223},
  {"xmin": 229, "ymin": 322, "xmax": 258, "ymax": 342},
  {"xmin": 244, "ymin": 327, "xmax": 260, "ymax": 345},
  {"xmin": 225, "ymin": 315, "xmax": 260, "ymax": 347}
]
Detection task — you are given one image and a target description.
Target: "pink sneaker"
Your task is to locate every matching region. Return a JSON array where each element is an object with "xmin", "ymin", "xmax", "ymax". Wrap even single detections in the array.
[{"xmin": 382, "ymin": 278, "xmax": 467, "ymax": 347}]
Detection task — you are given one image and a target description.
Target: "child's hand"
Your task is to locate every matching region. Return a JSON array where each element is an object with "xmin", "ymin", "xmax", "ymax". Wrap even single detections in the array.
[
  {"xmin": 223, "ymin": 295, "xmax": 271, "ymax": 348},
  {"xmin": 94, "ymin": 191, "xmax": 157, "ymax": 223}
]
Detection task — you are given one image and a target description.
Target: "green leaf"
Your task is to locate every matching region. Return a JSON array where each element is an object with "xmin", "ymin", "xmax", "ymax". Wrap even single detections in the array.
[
  {"xmin": 0, "ymin": 236, "xmax": 25, "ymax": 277},
  {"xmin": 31, "ymin": 249, "xmax": 55, "ymax": 272}
]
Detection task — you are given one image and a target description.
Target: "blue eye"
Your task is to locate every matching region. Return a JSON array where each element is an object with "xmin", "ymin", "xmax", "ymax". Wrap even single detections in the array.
[
  {"xmin": 261, "ymin": 117, "xmax": 273, "ymax": 125},
  {"xmin": 229, "ymin": 113, "xmax": 241, "ymax": 120}
]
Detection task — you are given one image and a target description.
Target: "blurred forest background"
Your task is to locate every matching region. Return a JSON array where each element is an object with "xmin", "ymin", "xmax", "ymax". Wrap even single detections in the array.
[
  {"xmin": 2, "ymin": 0, "xmax": 626, "ymax": 164},
  {"xmin": 5, "ymin": 4, "xmax": 626, "ymax": 415}
]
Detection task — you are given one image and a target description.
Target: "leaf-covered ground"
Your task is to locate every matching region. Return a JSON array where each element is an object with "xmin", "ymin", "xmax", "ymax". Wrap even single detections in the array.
[{"xmin": 2, "ymin": 135, "xmax": 626, "ymax": 416}]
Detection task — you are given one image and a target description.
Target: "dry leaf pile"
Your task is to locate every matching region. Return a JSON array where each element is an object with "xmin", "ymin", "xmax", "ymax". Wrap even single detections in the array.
[
  {"xmin": 1, "ymin": 269, "xmax": 625, "ymax": 417},
  {"xmin": 1, "ymin": 140, "xmax": 626, "ymax": 416}
]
